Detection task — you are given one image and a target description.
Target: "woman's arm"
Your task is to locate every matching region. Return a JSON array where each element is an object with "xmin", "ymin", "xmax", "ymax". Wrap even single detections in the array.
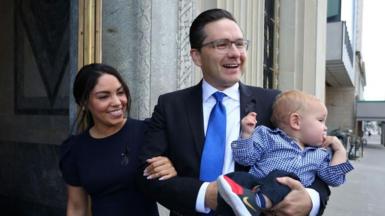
[
  {"xmin": 66, "ymin": 185, "xmax": 88, "ymax": 216},
  {"xmin": 143, "ymin": 156, "xmax": 177, "ymax": 180}
]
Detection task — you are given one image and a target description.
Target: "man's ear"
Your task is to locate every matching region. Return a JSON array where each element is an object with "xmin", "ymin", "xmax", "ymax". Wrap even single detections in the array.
[
  {"xmin": 190, "ymin": 49, "xmax": 202, "ymax": 67},
  {"xmin": 289, "ymin": 112, "xmax": 301, "ymax": 130}
]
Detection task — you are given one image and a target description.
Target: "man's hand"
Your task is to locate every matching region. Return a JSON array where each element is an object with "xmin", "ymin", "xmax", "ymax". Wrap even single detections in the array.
[
  {"xmin": 204, "ymin": 182, "xmax": 218, "ymax": 210},
  {"xmin": 267, "ymin": 177, "xmax": 312, "ymax": 216}
]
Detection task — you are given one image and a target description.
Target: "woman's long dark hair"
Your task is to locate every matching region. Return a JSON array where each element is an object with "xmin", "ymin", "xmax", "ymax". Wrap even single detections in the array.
[{"xmin": 71, "ymin": 63, "xmax": 131, "ymax": 134}]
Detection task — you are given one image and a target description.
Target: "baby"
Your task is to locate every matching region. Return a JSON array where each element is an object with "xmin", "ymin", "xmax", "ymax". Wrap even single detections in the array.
[{"xmin": 217, "ymin": 90, "xmax": 353, "ymax": 216}]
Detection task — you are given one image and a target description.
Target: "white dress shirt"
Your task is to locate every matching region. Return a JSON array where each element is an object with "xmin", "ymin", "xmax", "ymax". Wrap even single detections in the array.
[{"xmin": 195, "ymin": 80, "xmax": 240, "ymax": 213}]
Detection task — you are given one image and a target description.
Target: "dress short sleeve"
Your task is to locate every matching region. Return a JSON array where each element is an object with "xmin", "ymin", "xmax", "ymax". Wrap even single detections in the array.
[{"xmin": 59, "ymin": 136, "xmax": 82, "ymax": 186}]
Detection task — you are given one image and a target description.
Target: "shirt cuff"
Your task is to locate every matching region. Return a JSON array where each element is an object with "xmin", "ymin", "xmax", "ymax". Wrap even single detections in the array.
[
  {"xmin": 306, "ymin": 188, "xmax": 320, "ymax": 216},
  {"xmin": 195, "ymin": 182, "xmax": 211, "ymax": 213}
]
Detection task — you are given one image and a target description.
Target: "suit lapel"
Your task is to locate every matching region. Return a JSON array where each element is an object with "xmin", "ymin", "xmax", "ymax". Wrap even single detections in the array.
[
  {"xmin": 237, "ymin": 83, "xmax": 260, "ymax": 172},
  {"xmin": 185, "ymin": 83, "xmax": 205, "ymax": 156},
  {"xmin": 239, "ymin": 82, "xmax": 259, "ymax": 118},
  {"xmin": 185, "ymin": 82, "xmax": 263, "ymax": 167}
]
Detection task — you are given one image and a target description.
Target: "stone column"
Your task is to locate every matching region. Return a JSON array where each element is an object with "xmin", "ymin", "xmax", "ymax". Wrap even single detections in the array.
[
  {"xmin": 102, "ymin": 0, "xmax": 143, "ymax": 117},
  {"xmin": 278, "ymin": 0, "xmax": 327, "ymax": 101},
  {"xmin": 102, "ymin": 0, "xmax": 196, "ymax": 119},
  {"xmin": 198, "ymin": 0, "xmax": 265, "ymax": 87},
  {"xmin": 381, "ymin": 122, "xmax": 385, "ymax": 146}
]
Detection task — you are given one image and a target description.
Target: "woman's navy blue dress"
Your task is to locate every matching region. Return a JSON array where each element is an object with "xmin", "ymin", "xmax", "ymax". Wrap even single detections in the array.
[{"xmin": 60, "ymin": 118, "xmax": 159, "ymax": 216}]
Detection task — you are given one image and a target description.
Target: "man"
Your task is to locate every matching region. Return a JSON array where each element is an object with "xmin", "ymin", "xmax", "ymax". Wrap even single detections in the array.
[{"xmin": 139, "ymin": 8, "xmax": 329, "ymax": 216}]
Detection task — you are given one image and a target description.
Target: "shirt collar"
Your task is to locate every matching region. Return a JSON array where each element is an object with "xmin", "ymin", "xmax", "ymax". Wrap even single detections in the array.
[{"xmin": 202, "ymin": 79, "xmax": 240, "ymax": 102}]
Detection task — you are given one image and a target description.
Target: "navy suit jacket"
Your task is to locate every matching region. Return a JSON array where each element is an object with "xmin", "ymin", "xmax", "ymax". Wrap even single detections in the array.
[{"xmin": 138, "ymin": 82, "xmax": 329, "ymax": 215}]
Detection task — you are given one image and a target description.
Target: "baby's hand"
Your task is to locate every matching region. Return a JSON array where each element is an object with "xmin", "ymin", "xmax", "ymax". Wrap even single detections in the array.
[
  {"xmin": 241, "ymin": 112, "xmax": 257, "ymax": 139},
  {"xmin": 322, "ymin": 136, "xmax": 345, "ymax": 152}
]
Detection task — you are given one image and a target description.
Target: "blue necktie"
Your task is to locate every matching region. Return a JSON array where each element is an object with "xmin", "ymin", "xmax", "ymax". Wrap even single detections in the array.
[{"xmin": 200, "ymin": 92, "xmax": 226, "ymax": 182}]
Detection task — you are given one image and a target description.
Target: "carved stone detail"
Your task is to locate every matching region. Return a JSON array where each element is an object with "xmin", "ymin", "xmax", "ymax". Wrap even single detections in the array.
[
  {"xmin": 177, "ymin": 0, "xmax": 195, "ymax": 89},
  {"xmin": 136, "ymin": 0, "xmax": 152, "ymax": 119}
]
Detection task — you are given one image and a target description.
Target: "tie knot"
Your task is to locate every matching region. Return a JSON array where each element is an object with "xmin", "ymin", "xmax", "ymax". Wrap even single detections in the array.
[{"xmin": 213, "ymin": 92, "xmax": 226, "ymax": 102}]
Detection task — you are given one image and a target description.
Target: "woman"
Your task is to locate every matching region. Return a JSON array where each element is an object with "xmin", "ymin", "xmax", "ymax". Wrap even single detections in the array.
[{"xmin": 60, "ymin": 63, "xmax": 176, "ymax": 216}]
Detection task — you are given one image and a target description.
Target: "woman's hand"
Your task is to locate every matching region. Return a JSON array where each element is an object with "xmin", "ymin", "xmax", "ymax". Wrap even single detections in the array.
[
  {"xmin": 143, "ymin": 156, "xmax": 177, "ymax": 180},
  {"xmin": 66, "ymin": 185, "xmax": 88, "ymax": 216}
]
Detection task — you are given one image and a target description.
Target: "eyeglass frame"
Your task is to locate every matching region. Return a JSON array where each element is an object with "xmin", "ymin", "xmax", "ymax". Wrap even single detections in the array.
[{"xmin": 199, "ymin": 38, "xmax": 250, "ymax": 52}]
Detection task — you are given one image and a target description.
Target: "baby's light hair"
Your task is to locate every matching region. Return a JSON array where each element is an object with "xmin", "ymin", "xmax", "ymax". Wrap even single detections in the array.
[{"xmin": 271, "ymin": 90, "xmax": 320, "ymax": 128}]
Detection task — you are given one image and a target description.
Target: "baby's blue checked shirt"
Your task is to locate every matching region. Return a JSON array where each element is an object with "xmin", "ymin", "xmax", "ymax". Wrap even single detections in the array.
[{"xmin": 232, "ymin": 126, "xmax": 353, "ymax": 187}]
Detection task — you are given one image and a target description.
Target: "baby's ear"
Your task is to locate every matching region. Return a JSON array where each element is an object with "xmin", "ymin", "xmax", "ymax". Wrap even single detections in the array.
[{"xmin": 289, "ymin": 112, "xmax": 301, "ymax": 130}]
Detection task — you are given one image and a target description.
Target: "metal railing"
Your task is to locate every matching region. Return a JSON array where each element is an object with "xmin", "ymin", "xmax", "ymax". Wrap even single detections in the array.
[{"xmin": 329, "ymin": 129, "xmax": 364, "ymax": 160}]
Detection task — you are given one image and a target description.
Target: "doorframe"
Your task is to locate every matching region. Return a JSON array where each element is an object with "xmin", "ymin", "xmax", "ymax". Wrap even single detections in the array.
[{"xmin": 78, "ymin": 0, "xmax": 102, "ymax": 67}]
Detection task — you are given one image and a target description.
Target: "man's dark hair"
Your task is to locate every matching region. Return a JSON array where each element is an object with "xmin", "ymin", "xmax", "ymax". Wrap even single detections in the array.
[{"xmin": 189, "ymin": 8, "xmax": 236, "ymax": 50}]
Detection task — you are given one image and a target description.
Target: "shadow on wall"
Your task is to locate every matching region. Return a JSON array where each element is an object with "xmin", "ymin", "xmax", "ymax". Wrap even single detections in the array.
[{"xmin": 0, "ymin": 141, "xmax": 66, "ymax": 216}]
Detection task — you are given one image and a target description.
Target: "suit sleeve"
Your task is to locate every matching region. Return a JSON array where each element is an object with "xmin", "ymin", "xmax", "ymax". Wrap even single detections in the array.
[
  {"xmin": 309, "ymin": 177, "xmax": 330, "ymax": 216},
  {"xmin": 137, "ymin": 96, "xmax": 202, "ymax": 215}
]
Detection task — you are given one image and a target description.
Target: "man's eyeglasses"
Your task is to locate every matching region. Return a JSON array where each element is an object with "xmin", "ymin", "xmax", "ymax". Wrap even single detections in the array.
[{"xmin": 200, "ymin": 39, "xmax": 250, "ymax": 53}]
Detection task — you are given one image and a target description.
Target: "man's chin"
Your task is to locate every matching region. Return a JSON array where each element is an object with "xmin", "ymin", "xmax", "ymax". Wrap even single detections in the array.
[{"xmin": 222, "ymin": 79, "xmax": 240, "ymax": 86}]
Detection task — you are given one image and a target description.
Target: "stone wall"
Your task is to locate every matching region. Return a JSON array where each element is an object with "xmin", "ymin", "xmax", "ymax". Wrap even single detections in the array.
[{"xmin": 325, "ymin": 86, "xmax": 356, "ymax": 131}]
